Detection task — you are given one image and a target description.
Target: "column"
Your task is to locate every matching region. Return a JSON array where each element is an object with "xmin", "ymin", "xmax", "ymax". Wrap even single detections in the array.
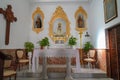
[
  {"xmin": 28, "ymin": 52, "xmax": 32, "ymax": 72},
  {"xmin": 65, "ymin": 57, "xmax": 73, "ymax": 80},
  {"xmin": 42, "ymin": 56, "xmax": 48, "ymax": 79}
]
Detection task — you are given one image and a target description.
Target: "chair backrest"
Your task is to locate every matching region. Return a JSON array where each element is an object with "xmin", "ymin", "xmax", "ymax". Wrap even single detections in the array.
[
  {"xmin": 4, "ymin": 60, "xmax": 12, "ymax": 68},
  {"xmin": 88, "ymin": 50, "xmax": 96, "ymax": 58},
  {"xmin": 4, "ymin": 54, "xmax": 13, "ymax": 68},
  {"xmin": 15, "ymin": 49, "xmax": 24, "ymax": 59}
]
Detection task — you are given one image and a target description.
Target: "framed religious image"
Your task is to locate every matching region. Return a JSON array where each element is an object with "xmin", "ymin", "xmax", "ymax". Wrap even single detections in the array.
[
  {"xmin": 53, "ymin": 18, "xmax": 66, "ymax": 36},
  {"xmin": 75, "ymin": 6, "xmax": 87, "ymax": 32},
  {"xmin": 104, "ymin": 0, "xmax": 118, "ymax": 23},
  {"xmin": 49, "ymin": 6, "xmax": 70, "ymax": 43},
  {"xmin": 32, "ymin": 7, "xmax": 44, "ymax": 34},
  {"xmin": 77, "ymin": 14, "xmax": 85, "ymax": 28},
  {"xmin": 34, "ymin": 14, "xmax": 42, "ymax": 28}
]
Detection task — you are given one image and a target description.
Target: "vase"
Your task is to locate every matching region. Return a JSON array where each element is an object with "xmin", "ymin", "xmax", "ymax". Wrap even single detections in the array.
[
  {"xmin": 40, "ymin": 46, "xmax": 48, "ymax": 49},
  {"xmin": 40, "ymin": 46, "xmax": 44, "ymax": 49}
]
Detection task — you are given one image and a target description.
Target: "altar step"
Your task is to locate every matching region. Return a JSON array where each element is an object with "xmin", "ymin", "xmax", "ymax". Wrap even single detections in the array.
[
  {"xmin": 48, "ymin": 73, "xmax": 107, "ymax": 78},
  {"xmin": 15, "ymin": 72, "xmax": 113, "ymax": 80},
  {"xmin": 12, "ymin": 78, "xmax": 113, "ymax": 80},
  {"xmin": 16, "ymin": 68, "xmax": 108, "ymax": 79},
  {"xmin": 6, "ymin": 67, "xmax": 114, "ymax": 80}
]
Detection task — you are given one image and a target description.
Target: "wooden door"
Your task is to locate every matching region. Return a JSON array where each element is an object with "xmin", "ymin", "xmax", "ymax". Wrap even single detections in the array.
[
  {"xmin": 107, "ymin": 24, "xmax": 120, "ymax": 80},
  {"xmin": 116, "ymin": 26, "xmax": 120, "ymax": 80}
]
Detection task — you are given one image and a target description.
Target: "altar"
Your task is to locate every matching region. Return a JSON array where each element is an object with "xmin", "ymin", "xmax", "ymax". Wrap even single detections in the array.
[{"xmin": 32, "ymin": 48, "xmax": 80, "ymax": 80}]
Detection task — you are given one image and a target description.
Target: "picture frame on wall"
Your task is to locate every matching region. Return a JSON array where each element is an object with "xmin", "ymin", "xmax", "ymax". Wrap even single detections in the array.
[
  {"xmin": 104, "ymin": 0, "xmax": 118, "ymax": 23},
  {"xmin": 75, "ymin": 6, "xmax": 87, "ymax": 32},
  {"xmin": 32, "ymin": 7, "xmax": 44, "ymax": 34},
  {"xmin": 77, "ymin": 14, "xmax": 85, "ymax": 28}
]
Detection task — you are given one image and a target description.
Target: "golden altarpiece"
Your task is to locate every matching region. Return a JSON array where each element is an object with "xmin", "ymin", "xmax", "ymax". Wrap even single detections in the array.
[{"xmin": 49, "ymin": 6, "xmax": 70, "ymax": 44}]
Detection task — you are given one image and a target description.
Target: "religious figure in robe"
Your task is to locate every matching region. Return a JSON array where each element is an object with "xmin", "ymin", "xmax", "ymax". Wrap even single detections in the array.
[
  {"xmin": 35, "ymin": 16, "xmax": 42, "ymax": 28},
  {"xmin": 77, "ymin": 15, "xmax": 84, "ymax": 28},
  {"xmin": 56, "ymin": 23, "xmax": 62, "ymax": 35}
]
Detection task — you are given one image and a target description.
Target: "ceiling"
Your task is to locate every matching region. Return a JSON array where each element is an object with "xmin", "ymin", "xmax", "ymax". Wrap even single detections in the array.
[{"xmin": 30, "ymin": 0, "xmax": 91, "ymax": 3}]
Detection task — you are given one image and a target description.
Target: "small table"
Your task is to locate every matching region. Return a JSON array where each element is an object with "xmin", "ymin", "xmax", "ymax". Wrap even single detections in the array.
[{"xmin": 32, "ymin": 48, "xmax": 80, "ymax": 80}]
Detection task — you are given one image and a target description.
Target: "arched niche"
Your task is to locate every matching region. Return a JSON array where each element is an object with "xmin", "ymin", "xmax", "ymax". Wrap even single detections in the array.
[
  {"xmin": 49, "ymin": 6, "xmax": 70, "ymax": 43},
  {"xmin": 75, "ymin": 6, "xmax": 87, "ymax": 32},
  {"xmin": 32, "ymin": 7, "xmax": 44, "ymax": 34}
]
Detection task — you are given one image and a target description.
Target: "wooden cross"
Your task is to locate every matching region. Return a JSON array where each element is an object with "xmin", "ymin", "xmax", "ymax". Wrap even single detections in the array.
[{"xmin": 0, "ymin": 5, "xmax": 17, "ymax": 45}]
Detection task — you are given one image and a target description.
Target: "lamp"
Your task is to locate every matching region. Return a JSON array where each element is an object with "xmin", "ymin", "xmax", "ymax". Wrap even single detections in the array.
[{"xmin": 85, "ymin": 32, "xmax": 90, "ymax": 37}]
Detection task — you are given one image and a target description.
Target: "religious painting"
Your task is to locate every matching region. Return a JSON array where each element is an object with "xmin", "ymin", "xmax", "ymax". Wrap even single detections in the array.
[
  {"xmin": 32, "ymin": 7, "xmax": 44, "ymax": 34},
  {"xmin": 75, "ymin": 6, "xmax": 87, "ymax": 32},
  {"xmin": 77, "ymin": 14, "xmax": 85, "ymax": 28},
  {"xmin": 104, "ymin": 0, "xmax": 118, "ymax": 23},
  {"xmin": 34, "ymin": 14, "xmax": 42, "ymax": 28}
]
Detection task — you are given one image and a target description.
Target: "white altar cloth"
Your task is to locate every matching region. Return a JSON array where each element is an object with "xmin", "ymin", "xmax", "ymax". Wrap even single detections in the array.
[
  {"xmin": 32, "ymin": 48, "xmax": 80, "ymax": 80},
  {"xmin": 32, "ymin": 48, "xmax": 80, "ymax": 72}
]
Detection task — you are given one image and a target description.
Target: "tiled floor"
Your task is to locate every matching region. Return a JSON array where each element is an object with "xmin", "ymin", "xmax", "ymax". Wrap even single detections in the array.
[{"xmin": 4, "ymin": 66, "xmax": 113, "ymax": 80}]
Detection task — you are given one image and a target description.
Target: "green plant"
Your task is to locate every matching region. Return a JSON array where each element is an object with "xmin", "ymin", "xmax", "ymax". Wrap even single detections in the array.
[
  {"xmin": 68, "ymin": 36, "xmax": 77, "ymax": 46},
  {"xmin": 24, "ymin": 42, "xmax": 34, "ymax": 52},
  {"xmin": 83, "ymin": 42, "xmax": 93, "ymax": 53},
  {"xmin": 38, "ymin": 37, "xmax": 50, "ymax": 47}
]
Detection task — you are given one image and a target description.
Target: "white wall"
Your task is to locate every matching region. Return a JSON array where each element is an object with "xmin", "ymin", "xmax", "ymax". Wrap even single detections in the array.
[
  {"xmin": 1, "ymin": 0, "xmax": 112, "ymax": 49},
  {"xmin": 89, "ymin": 0, "xmax": 120, "ymax": 49},
  {"xmin": 29, "ymin": 2, "xmax": 90, "ymax": 48},
  {"xmin": 0, "ymin": 0, "xmax": 30, "ymax": 49}
]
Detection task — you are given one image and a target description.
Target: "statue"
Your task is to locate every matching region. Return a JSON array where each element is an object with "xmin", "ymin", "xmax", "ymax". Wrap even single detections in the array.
[{"xmin": 56, "ymin": 23, "xmax": 62, "ymax": 35}]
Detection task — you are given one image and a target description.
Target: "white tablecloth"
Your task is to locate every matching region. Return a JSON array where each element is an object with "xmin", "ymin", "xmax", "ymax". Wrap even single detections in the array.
[{"xmin": 32, "ymin": 48, "xmax": 80, "ymax": 72}]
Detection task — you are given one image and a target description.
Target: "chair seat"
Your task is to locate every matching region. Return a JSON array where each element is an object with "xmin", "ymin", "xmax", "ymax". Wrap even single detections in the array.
[
  {"xmin": 4, "ymin": 70, "xmax": 16, "ymax": 77},
  {"xmin": 84, "ymin": 58, "xmax": 96, "ymax": 62},
  {"xmin": 19, "ymin": 59, "xmax": 29, "ymax": 63}
]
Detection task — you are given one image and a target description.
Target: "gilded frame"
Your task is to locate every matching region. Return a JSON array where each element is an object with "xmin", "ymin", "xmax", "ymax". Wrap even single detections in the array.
[
  {"xmin": 49, "ymin": 6, "xmax": 70, "ymax": 42},
  {"xmin": 32, "ymin": 7, "xmax": 44, "ymax": 34},
  {"xmin": 104, "ymin": 0, "xmax": 118, "ymax": 23},
  {"xmin": 75, "ymin": 6, "xmax": 87, "ymax": 32}
]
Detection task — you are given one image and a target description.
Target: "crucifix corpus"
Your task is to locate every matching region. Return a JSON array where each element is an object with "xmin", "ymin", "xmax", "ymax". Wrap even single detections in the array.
[{"xmin": 0, "ymin": 5, "xmax": 17, "ymax": 45}]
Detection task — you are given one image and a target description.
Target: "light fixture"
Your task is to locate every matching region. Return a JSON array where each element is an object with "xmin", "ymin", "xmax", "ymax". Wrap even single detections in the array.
[{"xmin": 85, "ymin": 32, "xmax": 90, "ymax": 37}]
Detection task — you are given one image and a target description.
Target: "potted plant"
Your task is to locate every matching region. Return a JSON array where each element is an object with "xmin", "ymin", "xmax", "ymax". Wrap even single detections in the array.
[
  {"xmin": 83, "ymin": 41, "xmax": 93, "ymax": 54},
  {"xmin": 24, "ymin": 42, "xmax": 34, "ymax": 53},
  {"xmin": 68, "ymin": 36, "xmax": 77, "ymax": 48},
  {"xmin": 38, "ymin": 37, "xmax": 50, "ymax": 49},
  {"xmin": 24, "ymin": 41, "xmax": 34, "ymax": 71}
]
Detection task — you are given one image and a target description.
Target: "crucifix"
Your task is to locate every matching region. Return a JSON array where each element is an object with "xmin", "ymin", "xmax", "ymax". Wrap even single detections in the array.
[{"xmin": 0, "ymin": 5, "xmax": 17, "ymax": 45}]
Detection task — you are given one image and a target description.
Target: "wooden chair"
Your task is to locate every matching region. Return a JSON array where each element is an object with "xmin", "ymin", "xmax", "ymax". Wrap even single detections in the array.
[
  {"xmin": 83, "ymin": 49, "xmax": 97, "ymax": 68},
  {"xmin": 15, "ymin": 49, "xmax": 29, "ymax": 71},
  {"xmin": 3, "ymin": 55, "xmax": 17, "ymax": 80}
]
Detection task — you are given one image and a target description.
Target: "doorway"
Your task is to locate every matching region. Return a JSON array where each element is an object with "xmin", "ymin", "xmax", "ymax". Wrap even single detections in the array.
[{"xmin": 106, "ymin": 23, "xmax": 120, "ymax": 80}]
